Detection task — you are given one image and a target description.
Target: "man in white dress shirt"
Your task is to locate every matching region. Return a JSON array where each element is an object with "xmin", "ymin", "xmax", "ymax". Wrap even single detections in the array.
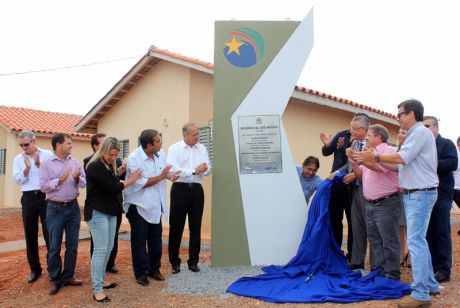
[
  {"xmin": 13, "ymin": 130, "xmax": 53, "ymax": 283},
  {"xmin": 167, "ymin": 123, "xmax": 211, "ymax": 274},
  {"xmin": 123, "ymin": 129, "xmax": 171, "ymax": 286}
]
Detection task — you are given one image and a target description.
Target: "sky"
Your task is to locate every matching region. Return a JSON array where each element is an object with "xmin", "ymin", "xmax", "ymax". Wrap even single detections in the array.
[{"xmin": 1, "ymin": 0, "xmax": 459, "ymax": 141}]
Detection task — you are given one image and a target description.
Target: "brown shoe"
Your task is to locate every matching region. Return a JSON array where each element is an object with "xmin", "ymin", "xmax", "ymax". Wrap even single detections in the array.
[
  {"xmin": 63, "ymin": 277, "xmax": 83, "ymax": 286},
  {"xmin": 49, "ymin": 283, "xmax": 61, "ymax": 295},
  {"xmin": 397, "ymin": 296, "xmax": 431, "ymax": 308}
]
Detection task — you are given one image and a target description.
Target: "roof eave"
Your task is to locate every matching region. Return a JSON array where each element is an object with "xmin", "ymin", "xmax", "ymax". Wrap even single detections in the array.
[
  {"xmin": 291, "ymin": 89, "xmax": 399, "ymax": 126},
  {"xmin": 75, "ymin": 53, "xmax": 153, "ymax": 131}
]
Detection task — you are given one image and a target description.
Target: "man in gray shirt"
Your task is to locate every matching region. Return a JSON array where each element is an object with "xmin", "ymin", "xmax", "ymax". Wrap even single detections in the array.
[{"xmin": 355, "ymin": 99, "xmax": 439, "ymax": 308}]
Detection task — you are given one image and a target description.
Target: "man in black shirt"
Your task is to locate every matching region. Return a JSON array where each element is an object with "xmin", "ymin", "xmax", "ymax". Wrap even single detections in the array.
[{"xmin": 320, "ymin": 128, "xmax": 353, "ymax": 260}]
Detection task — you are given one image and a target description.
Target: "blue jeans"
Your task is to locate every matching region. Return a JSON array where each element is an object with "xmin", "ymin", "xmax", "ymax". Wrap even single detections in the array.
[
  {"xmin": 88, "ymin": 210, "xmax": 117, "ymax": 293},
  {"xmin": 46, "ymin": 202, "xmax": 81, "ymax": 284},
  {"xmin": 403, "ymin": 190, "xmax": 439, "ymax": 301}
]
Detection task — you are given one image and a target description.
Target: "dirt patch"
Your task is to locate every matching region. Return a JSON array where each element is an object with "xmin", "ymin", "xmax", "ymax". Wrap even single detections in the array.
[{"xmin": 0, "ymin": 210, "xmax": 459, "ymax": 307}]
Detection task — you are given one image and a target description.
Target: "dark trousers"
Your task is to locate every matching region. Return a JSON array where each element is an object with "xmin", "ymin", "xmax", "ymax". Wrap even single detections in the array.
[
  {"xmin": 454, "ymin": 190, "xmax": 460, "ymax": 208},
  {"xmin": 90, "ymin": 211, "xmax": 122, "ymax": 269},
  {"xmin": 350, "ymin": 184, "xmax": 368, "ymax": 266},
  {"xmin": 365, "ymin": 195, "xmax": 401, "ymax": 280},
  {"xmin": 426, "ymin": 197, "xmax": 452, "ymax": 277},
  {"xmin": 168, "ymin": 182, "xmax": 204, "ymax": 267},
  {"xmin": 328, "ymin": 182, "xmax": 353, "ymax": 261},
  {"xmin": 126, "ymin": 205, "xmax": 162, "ymax": 279},
  {"xmin": 46, "ymin": 201, "xmax": 81, "ymax": 285},
  {"xmin": 20, "ymin": 190, "xmax": 50, "ymax": 273}
]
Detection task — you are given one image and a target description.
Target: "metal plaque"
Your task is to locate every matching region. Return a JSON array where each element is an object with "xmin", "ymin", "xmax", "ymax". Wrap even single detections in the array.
[{"xmin": 238, "ymin": 115, "xmax": 282, "ymax": 174}]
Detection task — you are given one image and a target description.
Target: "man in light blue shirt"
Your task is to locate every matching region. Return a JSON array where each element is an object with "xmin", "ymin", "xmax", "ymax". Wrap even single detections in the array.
[
  {"xmin": 355, "ymin": 99, "xmax": 439, "ymax": 308},
  {"xmin": 13, "ymin": 130, "xmax": 53, "ymax": 284},
  {"xmin": 296, "ymin": 156, "xmax": 322, "ymax": 205},
  {"xmin": 123, "ymin": 129, "xmax": 173, "ymax": 286}
]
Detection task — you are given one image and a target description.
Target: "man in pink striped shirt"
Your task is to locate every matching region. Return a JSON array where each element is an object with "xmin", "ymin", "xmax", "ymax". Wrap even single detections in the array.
[{"xmin": 349, "ymin": 124, "xmax": 402, "ymax": 280}]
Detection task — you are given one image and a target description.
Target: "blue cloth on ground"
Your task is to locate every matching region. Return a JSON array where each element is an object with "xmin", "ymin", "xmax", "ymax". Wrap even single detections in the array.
[{"xmin": 227, "ymin": 173, "xmax": 411, "ymax": 303}]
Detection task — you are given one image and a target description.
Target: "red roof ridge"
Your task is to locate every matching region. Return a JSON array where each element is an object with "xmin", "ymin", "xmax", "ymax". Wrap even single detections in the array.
[
  {"xmin": 149, "ymin": 46, "xmax": 214, "ymax": 69},
  {"xmin": 293, "ymin": 86, "xmax": 397, "ymax": 120}
]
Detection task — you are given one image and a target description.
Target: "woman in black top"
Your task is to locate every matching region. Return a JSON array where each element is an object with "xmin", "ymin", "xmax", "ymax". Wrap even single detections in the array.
[{"xmin": 85, "ymin": 137, "xmax": 140, "ymax": 302}]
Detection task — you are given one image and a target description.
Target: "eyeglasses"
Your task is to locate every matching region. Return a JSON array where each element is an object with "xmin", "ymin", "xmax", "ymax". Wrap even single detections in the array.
[
  {"xmin": 19, "ymin": 143, "xmax": 30, "ymax": 147},
  {"xmin": 397, "ymin": 111, "xmax": 409, "ymax": 118}
]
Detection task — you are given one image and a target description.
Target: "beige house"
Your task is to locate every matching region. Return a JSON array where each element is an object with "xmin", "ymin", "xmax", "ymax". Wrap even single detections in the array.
[
  {"xmin": 0, "ymin": 106, "xmax": 91, "ymax": 208},
  {"xmin": 75, "ymin": 46, "xmax": 400, "ymax": 239}
]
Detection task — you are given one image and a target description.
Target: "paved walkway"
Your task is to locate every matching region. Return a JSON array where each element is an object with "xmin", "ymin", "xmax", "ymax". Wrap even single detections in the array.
[{"xmin": 0, "ymin": 229, "xmax": 92, "ymax": 253}]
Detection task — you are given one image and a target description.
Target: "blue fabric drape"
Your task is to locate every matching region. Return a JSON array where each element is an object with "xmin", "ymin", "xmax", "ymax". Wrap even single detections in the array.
[{"xmin": 227, "ymin": 174, "xmax": 411, "ymax": 303}]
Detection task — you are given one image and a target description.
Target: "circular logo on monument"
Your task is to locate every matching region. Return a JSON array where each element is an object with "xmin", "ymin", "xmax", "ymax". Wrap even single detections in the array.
[{"xmin": 223, "ymin": 28, "xmax": 265, "ymax": 68}]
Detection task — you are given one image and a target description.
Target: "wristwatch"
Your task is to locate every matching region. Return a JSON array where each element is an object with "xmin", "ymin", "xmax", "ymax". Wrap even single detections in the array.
[{"xmin": 375, "ymin": 153, "xmax": 381, "ymax": 162}]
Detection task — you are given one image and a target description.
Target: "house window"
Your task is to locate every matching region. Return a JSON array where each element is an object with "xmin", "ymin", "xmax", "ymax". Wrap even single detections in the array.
[
  {"xmin": 0, "ymin": 149, "xmax": 6, "ymax": 175},
  {"xmin": 118, "ymin": 140, "xmax": 129, "ymax": 160},
  {"xmin": 199, "ymin": 125, "xmax": 213, "ymax": 166}
]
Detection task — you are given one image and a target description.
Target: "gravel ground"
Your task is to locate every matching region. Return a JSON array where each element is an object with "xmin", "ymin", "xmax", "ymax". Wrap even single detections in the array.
[{"xmin": 166, "ymin": 263, "xmax": 263, "ymax": 299}]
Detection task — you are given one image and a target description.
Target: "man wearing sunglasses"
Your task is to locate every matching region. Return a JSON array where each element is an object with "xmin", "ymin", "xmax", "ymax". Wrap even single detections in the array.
[{"xmin": 13, "ymin": 130, "xmax": 53, "ymax": 283}]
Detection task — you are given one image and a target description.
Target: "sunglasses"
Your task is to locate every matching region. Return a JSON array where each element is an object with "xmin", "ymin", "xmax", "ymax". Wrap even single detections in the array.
[{"xmin": 19, "ymin": 143, "xmax": 30, "ymax": 147}]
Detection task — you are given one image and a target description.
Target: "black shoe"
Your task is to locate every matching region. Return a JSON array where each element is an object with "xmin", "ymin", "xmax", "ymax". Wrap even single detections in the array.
[
  {"xmin": 171, "ymin": 265, "xmax": 181, "ymax": 274},
  {"xmin": 93, "ymin": 294, "xmax": 110, "ymax": 303},
  {"xmin": 136, "ymin": 276, "xmax": 149, "ymax": 286},
  {"xmin": 429, "ymin": 291, "xmax": 441, "ymax": 297},
  {"xmin": 148, "ymin": 270, "xmax": 165, "ymax": 281},
  {"xmin": 49, "ymin": 283, "xmax": 61, "ymax": 295},
  {"xmin": 188, "ymin": 264, "xmax": 200, "ymax": 272},
  {"xmin": 28, "ymin": 271, "xmax": 42, "ymax": 283},
  {"xmin": 349, "ymin": 263, "xmax": 364, "ymax": 270},
  {"xmin": 103, "ymin": 282, "xmax": 118, "ymax": 289},
  {"xmin": 106, "ymin": 266, "xmax": 118, "ymax": 274},
  {"xmin": 434, "ymin": 272, "xmax": 450, "ymax": 283}
]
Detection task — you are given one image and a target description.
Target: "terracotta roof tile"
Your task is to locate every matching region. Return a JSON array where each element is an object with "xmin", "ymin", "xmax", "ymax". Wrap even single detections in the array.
[
  {"xmin": 293, "ymin": 86, "xmax": 397, "ymax": 120},
  {"xmin": 0, "ymin": 105, "xmax": 91, "ymax": 137}
]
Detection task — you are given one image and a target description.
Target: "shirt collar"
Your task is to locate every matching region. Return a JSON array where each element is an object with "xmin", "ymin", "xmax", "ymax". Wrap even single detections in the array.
[
  {"xmin": 180, "ymin": 139, "xmax": 197, "ymax": 149},
  {"xmin": 51, "ymin": 153, "xmax": 72, "ymax": 161}
]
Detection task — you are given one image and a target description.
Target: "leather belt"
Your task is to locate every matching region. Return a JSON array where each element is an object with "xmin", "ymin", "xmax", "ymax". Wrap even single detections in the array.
[
  {"xmin": 367, "ymin": 192, "xmax": 399, "ymax": 204},
  {"xmin": 403, "ymin": 187, "xmax": 437, "ymax": 194},
  {"xmin": 174, "ymin": 182, "xmax": 202, "ymax": 187},
  {"xmin": 23, "ymin": 190, "xmax": 44, "ymax": 195},
  {"xmin": 48, "ymin": 199, "xmax": 77, "ymax": 206}
]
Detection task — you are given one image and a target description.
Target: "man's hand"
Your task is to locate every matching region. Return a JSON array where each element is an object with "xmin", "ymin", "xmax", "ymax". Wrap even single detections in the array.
[
  {"xmin": 343, "ymin": 173, "xmax": 356, "ymax": 184},
  {"xmin": 346, "ymin": 148, "xmax": 355, "ymax": 160},
  {"xmin": 73, "ymin": 168, "xmax": 81, "ymax": 183},
  {"xmin": 337, "ymin": 137, "xmax": 345, "ymax": 149},
  {"xmin": 167, "ymin": 171, "xmax": 181, "ymax": 182},
  {"xmin": 354, "ymin": 148, "xmax": 376, "ymax": 163},
  {"xmin": 59, "ymin": 166, "xmax": 72, "ymax": 185},
  {"xmin": 32, "ymin": 152, "xmax": 40, "ymax": 168},
  {"xmin": 161, "ymin": 164, "xmax": 173, "ymax": 179},
  {"xmin": 320, "ymin": 132, "xmax": 332, "ymax": 147},
  {"xmin": 24, "ymin": 155, "xmax": 31, "ymax": 169},
  {"xmin": 194, "ymin": 163, "xmax": 208, "ymax": 175}
]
